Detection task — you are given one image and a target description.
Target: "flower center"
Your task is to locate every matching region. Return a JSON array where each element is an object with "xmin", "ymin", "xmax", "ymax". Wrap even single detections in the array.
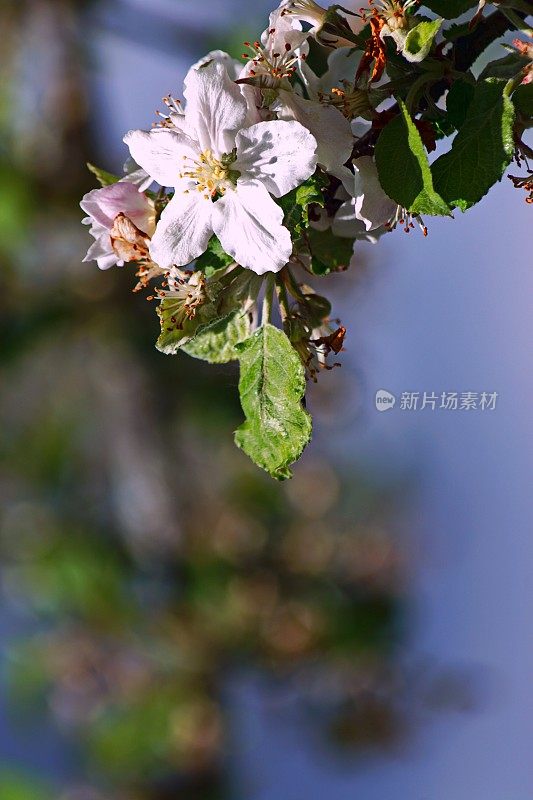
[
  {"xmin": 241, "ymin": 36, "xmax": 304, "ymax": 87},
  {"xmin": 320, "ymin": 85, "xmax": 372, "ymax": 120},
  {"xmin": 180, "ymin": 149, "xmax": 240, "ymax": 200}
]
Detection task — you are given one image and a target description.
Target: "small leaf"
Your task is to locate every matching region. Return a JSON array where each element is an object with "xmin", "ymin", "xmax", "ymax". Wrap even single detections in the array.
[
  {"xmin": 446, "ymin": 79, "xmax": 475, "ymax": 129},
  {"xmin": 156, "ymin": 297, "xmax": 218, "ymax": 354},
  {"xmin": 278, "ymin": 171, "xmax": 326, "ymax": 236},
  {"xmin": 195, "ymin": 235, "xmax": 234, "ymax": 277},
  {"xmin": 87, "ymin": 162, "xmax": 120, "ymax": 186},
  {"xmin": 182, "ymin": 310, "xmax": 251, "ymax": 363},
  {"xmin": 404, "ymin": 18, "xmax": 443, "ymax": 63},
  {"xmin": 156, "ymin": 273, "xmax": 226, "ymax": 355},
  {"xmin": 442, "ymin": 21, "xmax": 471, "ymax": 41},
  {"xmin": 156, "ymin": 269, "xmax": 260, "ymax": 356},
  {"xmin": 432, "ymin": 79, "xmax": 515, "ymax": 210},
  {"xmin": 479, "ymin": 52, "xmax": 530, "ymax": 81},
  {"xmin": 306, "ymin": 228, "xmax": 355, "ymax": 274},
  {"xmin": 375, "ymin": 100, "xmax": 451, "ymax": 216},
  {"xmin": 235, "ymin": 324, "xmax": 312, "ymax": 480},
  {"xmin": 422, "ymin": 0, "xmax": 477, "ymax": 18}
]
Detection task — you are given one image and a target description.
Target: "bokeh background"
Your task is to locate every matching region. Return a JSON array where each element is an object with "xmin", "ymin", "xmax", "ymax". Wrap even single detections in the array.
[{"xmin": 0, "ymin": 1, "xmax": 532, "ymax": 799}]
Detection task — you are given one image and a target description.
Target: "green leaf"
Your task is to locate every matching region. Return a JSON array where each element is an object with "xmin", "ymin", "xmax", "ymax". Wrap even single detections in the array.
[
  {"xmin": 422, "ymin": 0, "xmax": 477, "ymax": 18},
  {"xmin": 432, "ymin": 79, "xmax": 515, "ymax": 210},
  {"xmin": 156, "ymin": 270, "xmax": 260, "ymax": 355},
  {"xmin": 404, "ymin": 18, "xmax": 443, "ymax": 62},
  {"xmin": 157, "ymin": 295, "xmax": 219, "ymax": 355},
  {"xmin": 278, "ymin": 171, "xmax": 326, "ymax": 236},
  {"xmin": 235, "ymin": 324, "xmax": 312, "ymax": 480},
  {"xmin": 442, "ymin": 20, "xmax": 471, "ymax": 41},
  {"xmin": 479, "ymin": 52, "xmax": 530, "ymax": 80},
  {"xmin": 87, "ymin": 162, "xmax": 120, "ymax": 186},
  {"xmin": 182, "ymin": 310, "xmax": 251, "ymax": 363},
  {"xmin": 306, "ymin": 228, "xmax": 355, "ymax": 275},
  {"xmin": 513, "ymin": 83, "xmax": 533, "ymax": 118},
  {"xmin": 194, "ymin": 235, "xmax": 234, "ymax": 277},
  {"xmin": 375, "ymin": 100, "xmax": 451, "ymax": 216},
  {"xmin": 446, "ymin": 79, "xmax": 475, "ymax": 129}
]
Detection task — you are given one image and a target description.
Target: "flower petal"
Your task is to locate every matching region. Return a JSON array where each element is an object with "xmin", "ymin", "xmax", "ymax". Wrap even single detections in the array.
[
  {"xmin": 331, "ymin": 199, "xmax": 369, "ymax": 238},
  {"xmin": 80, "ymin": 181, "xmax": 154, "ymax": 233},
  {"xmin": 262, "ymin": 5, "xmax": 310, "ymax": 56},
  {"xmin": 123, "ymin": 157, "xmax": 154, "ymax": 192},
  {"xmin": 123, "ymin": 128, "xmax": 199, "ymax": 188},
  {"xmin": 273, "ymin": 91, "xmax": 353, "ymax": 173},
  {"xmin": 184, "ymin": 60, "xmax": 247, "ymax": 156},
  {"xmin": 235, "ymin": 119, "xmax": 317, "ymax": 198},
  {"xmin": 149, "ymin": 190, "xmax": 214, "ymax": 269},
  {"xmin": 299, "ymin": 46, "xmax": 361, "ymax": 96},
  {"xmin": 83, "ymin": 230, "xmax": 121, "ymax": 270},
  {"xmin": 187, "ymin": 50, "xmax": 243, "ymax": 82},
  {"xmin": 212, "ymin": 181, "xmax": 292, "ymax": 274},
  {"xmin": 352, "ymin": 156, "xmax": 396, "ymax": 231}
]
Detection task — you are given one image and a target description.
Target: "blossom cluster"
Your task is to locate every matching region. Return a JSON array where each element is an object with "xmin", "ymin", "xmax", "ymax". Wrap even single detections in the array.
[
  {"xmin": 82, "ymin": 7, "xmax": 396, "ymax": 275},
  {"xmin": 80, "ymin": 0, "xmax": 533, "ymax": 477}
]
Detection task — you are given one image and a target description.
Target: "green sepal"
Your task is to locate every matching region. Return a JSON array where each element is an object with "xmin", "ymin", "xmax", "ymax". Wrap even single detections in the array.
[
  {"xmin": 403, "ymin": 18, "xmax": 443, "ymax": 62},
  {"xmin": 194, "ymin": 236, "xmax": 234, "ymax": 277},
  {"xmin": 87, "ymin": 162, "xmax": 120, "ymax": 187},
  {"xmin": 278, "ymin": 171, "xmax": 327, "ymax": 237}
]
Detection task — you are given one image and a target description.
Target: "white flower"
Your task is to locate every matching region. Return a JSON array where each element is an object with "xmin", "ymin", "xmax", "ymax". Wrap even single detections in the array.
[
  {"xmin": 332, "ymin": 156, "xmax": 395, "ymax": 235},
  {"xmin": 299, "ymin": 45, "xmax": 362, "ymax": 98},
  {"xmin": 258, "ymin": 3, "xmax": 311, "ymax": 84},
  {"xmin": 81, "ymin": 181, "xmax": 156, "ymax": 269},
  {"xmin": 271, "ymin": 50, "xmax": 356, "ymax": 174},
  {"xmin": 187, "ymin": 50, "xmax": 261, "ymax": 128},
  {"xmin": 280, "ymin": 0, "xmax": 364, "ymax": 47},
  {"xmin": 238, "ymin": 5, "xmax": 311, "ymax": 124},
  {"xmin": 280, "ymin": 0, "xmax": 327, "ymax": 32},
  {"xmin": 122, "ymin": 158, "xmax": 153, "ymax": 192},
  {"xmin": 272, "ymin": 90, "xmax": 353, "ymax": 174},
  {"xmin": 238, "ymin": 10, "xmax": 353, "ymax": 174},
  {"xmin": 124, "ymin": 61, "xmax": 317, "ymax": 275},
  {"xmin": 189, "ymin": 50, "xmax": 243, "ymax": 80}
]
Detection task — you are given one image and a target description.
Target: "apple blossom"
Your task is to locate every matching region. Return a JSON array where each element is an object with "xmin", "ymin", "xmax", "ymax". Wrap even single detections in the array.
[
  {"xmin": 279, "ymin": 0, "xmax": 365, "ymax": 48},
  {"xmin": 78, "ymin": 0, "xmax": 523, "ymax": 478},
  {"xmin": 124, "ymin": 60, "xmax": 317, "ymax": 275},
  {"xmin": 81, "ymin": 181, "xmax": 156, "ymax": 270},
  {"xmin": 333, "ymin": 156, "xmax": 396, "ymax": 235}
]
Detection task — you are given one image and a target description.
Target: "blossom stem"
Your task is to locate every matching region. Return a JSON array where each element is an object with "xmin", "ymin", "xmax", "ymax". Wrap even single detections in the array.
[
  {"xmin": 276, "ymin": 273, "xmax": 292, "ymax": 324},
  {"xmin": 262, "ymin": 273, "xmax": 275, "ymax": 325},
  {"xmin": 285, "ymin": 267, "xmax": 308, "ymax": 303}
]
